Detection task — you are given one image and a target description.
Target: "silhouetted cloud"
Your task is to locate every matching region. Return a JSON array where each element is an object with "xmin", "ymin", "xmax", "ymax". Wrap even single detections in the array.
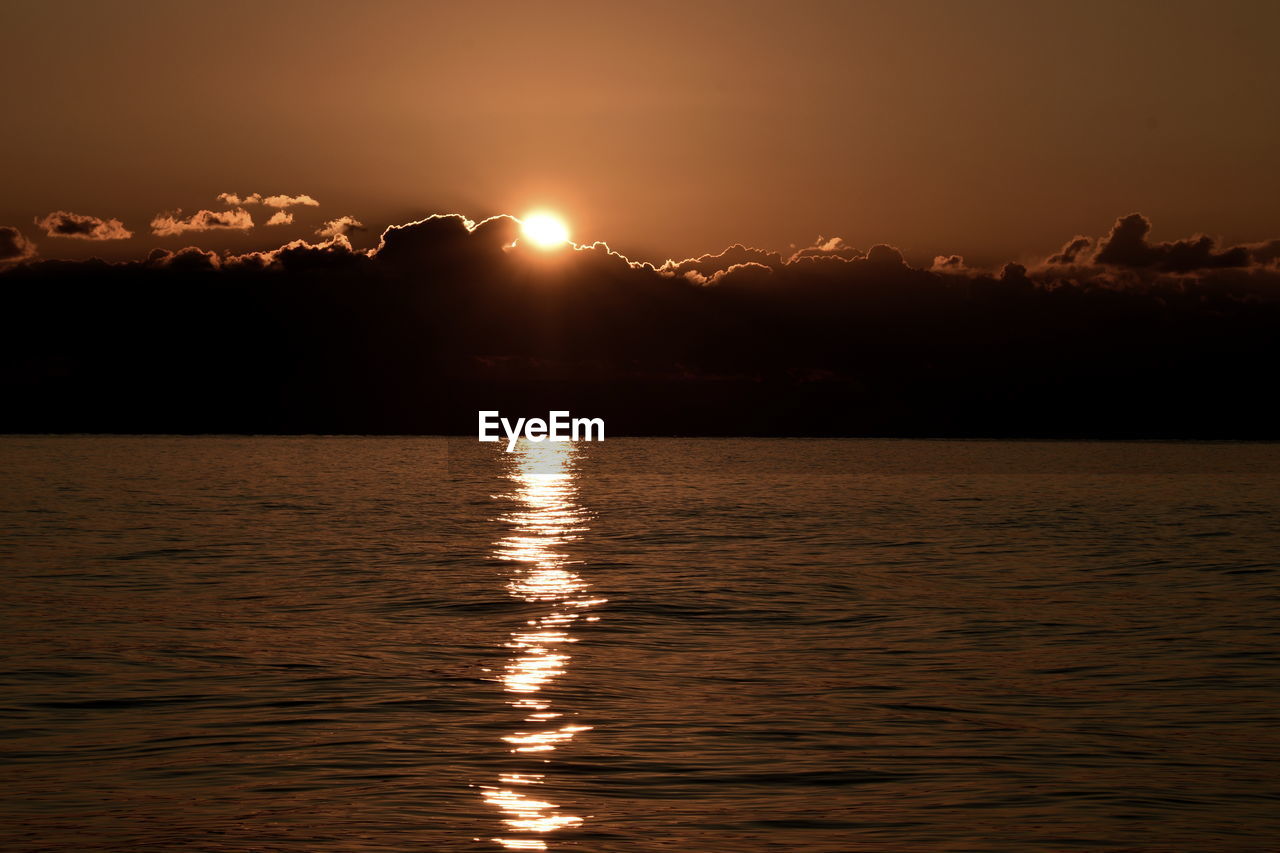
[
  {"xmin": 265, "ymin": 211, "xmax": 294, "ymax": 226},
  {"xmin": 662, "ymin": 237, "xmax": 905, "ymax": 283},
  {"xmin": 144, "ymin": 246, "xmax": 221, "ymax": 271},
  {"xmin": 863, "ymin": 244, "xmax": 907, "ymax": 268},
  {"xmin": 706, "ymin": 261, "xmax": 774, "ymax": 286},
  {"xmin": 151, "ymin": 208, "xmax": 254, "ymax": 237},
  {"xmin": 1247, "ymin": 239, "xmax": 1280, "ymax": 267},
  {"xmin": 34, "ymin": 211, "xmax": 133, "ymax": 241},
  {"xmin": 368, "ymin": 214, "xmax": 518, "ymax": 270},
  {"xmin": 1093, "ymin": 213, "xmax": 1249, "ymax": 272},
  {"xmin": 226, "ymin": 235, "xmax": 364, "ymax": 272},
  {"xmin": 217, "ymin": 192, "xmax": 261, "ymax": 206},
  {"xmin": 1000, "ymin": 261, "xmax": 1031, "ymax": 286},
  {"xmin": 0, "ymin": 227, "xmax": 37, "ymax": 264},
  {"xmin": 1047, "ymin": 236, "xmax": 1091, "ymax": 265},
  {"xmin": 317, "ymin": 215, "xmax": 365, "ymax": 239}
]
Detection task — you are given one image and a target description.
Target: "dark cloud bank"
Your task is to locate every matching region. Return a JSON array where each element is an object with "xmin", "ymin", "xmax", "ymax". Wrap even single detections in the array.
[{"xmin": 2, "ymin": 212, "xmax": 1278, "ymax": 437}]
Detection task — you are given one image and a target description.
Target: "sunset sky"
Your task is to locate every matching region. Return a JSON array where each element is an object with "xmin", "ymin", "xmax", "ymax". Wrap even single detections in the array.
[{"xmin": 3, "ymin": 0, "xmax": 1278, "ymax": 266}]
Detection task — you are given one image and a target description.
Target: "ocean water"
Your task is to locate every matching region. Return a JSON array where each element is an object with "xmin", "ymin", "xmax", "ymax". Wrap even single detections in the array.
[{"xmin": 1, "ymin": 436, "xmax": 1278, "ymax": 852}]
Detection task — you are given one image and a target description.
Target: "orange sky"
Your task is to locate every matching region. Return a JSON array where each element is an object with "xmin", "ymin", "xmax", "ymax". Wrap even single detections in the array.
[{"xmin": 3, "ymin": 0, "xmax": 1278, "ymax": 266}]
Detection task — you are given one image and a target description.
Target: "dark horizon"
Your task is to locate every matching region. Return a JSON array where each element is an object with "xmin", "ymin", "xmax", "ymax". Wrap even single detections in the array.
[{"xmin": 4, "ymin": 210, "xmax": 1280, "ymax": 440}]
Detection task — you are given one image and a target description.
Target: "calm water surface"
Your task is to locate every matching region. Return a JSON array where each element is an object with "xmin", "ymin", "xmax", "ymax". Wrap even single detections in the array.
[{"xmin": 1, "ymin": 437, "xmax": 1278, "ymax": 851}]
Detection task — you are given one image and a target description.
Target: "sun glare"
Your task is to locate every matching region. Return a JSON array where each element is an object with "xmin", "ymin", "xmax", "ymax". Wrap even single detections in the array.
[{"xmin": 520, "ymin": 212, "xmax": 570, "ymax": 249}]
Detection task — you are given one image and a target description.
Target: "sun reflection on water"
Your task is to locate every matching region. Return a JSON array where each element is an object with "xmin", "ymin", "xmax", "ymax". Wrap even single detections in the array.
[{"xmin": 481, "ymin": 440, "xmax": 603, "ymax": 850}]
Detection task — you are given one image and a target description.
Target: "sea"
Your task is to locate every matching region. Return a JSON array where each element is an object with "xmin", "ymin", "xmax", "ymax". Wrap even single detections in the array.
[{"xmin": 1, "ymin": 436, "xmax": 1277, "ymax": 852}]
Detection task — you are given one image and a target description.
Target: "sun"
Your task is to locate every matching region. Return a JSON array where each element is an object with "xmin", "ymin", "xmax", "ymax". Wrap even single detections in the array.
[{"xmin": 520, "ymin": 212, "xmax": 570, "ymax": 249}]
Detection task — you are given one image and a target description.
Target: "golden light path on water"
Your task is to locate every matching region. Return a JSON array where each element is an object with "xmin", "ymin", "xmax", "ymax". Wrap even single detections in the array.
[{"xmin": 480, "ymin": 440, "xmax": 604, "ymax": 850}]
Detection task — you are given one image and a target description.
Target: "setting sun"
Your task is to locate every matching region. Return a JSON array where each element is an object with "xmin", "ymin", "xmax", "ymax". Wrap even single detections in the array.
[{"xmin": 520, "ymin": 212, "xmax": 570, "ymax": 249}]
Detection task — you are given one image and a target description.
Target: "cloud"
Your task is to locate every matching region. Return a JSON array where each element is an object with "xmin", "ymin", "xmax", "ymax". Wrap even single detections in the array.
[
  {"xmin": 0, "ymin": 227, "xmax": 37, "ymax": 264},
  {"xmin": 226, "ymin": 235, "xmax": 365, "ymax": 272},
  {"xmin": 144, "ymin": 246, "xmax": 221, "ymax": 271},
  {"xmin": 219, "ymin": 192, "xmax": 318, "ymax": 209},
  {"xmin": 151, "ymin": 208, "xmax": 254, "ymax": 237},
  {"xmin": 34, "ymin": 211, "xmax": 133, "ymax": 241},
  {"xmin": 217, "ymin": 192, "xmax": 261, "ymax": 206},
  {"xmin": 661, "ymin": 236, "xmax": 877, "ymax": 282},
  {"xmin": 1046, "ymin": 236, "xmax": 1091, "ymax": 265},
  {"xmin": 706, "ymin": 260, "xmax": 774, "ymax": 286},
  {"xmin": 863, "ymin": 244, "xmax": 907, "ymax": 268},
  {"xmin": 317, "ymin": 215, "xmax": 365, "ymax": 239},
  {"xmin": 661, "ymin": 244, "xmax": 785, "ymax": 279},
  {"xmin": 787, "ymin": 236, "xmax": 864, "ymax": 263},
  {"xmin": 1000, "ymin": 261, "xmax": 1031, "ymax": 286},
  {"xmin": 1093, "ymin": 213, "xmax": 1250, "ymax": 272},
  {"xmin": 931, "ymin": 254, "xmax": 966, "ymax": 272},
  {"xmin": 369, "ymin": 214, "xmax": 517, "ymax": 270},
  {"xmin": 262, "ymin": 194, "xmax": 319, "ymax": 209},
  {"xmin": 266, "ymin": 211, "xmax": 294, "ymax": 226},
  {"xmin": 1247, "ymin": 239, "xmax": 1280, "ymax": 267}
]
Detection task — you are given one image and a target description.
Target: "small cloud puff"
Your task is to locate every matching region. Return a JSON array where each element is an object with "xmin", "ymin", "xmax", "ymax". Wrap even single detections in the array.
[
  {"xmin": 35, "ymin": 211, "xmax": 133, "ymax": 241},
  {"xmin": 788, "ymin": 236, "xmax": 864, "ymax": 263},
  {"xmin": 317, "ymin": 215, "xmax": 364, "ymax": 238},
  {"xmin": 266, "ymin": 211, "xmax": 294, "ymax": 226},
  {"xmin": 931, "ymin": 254, "xmax": 966, "ymax": 272}
]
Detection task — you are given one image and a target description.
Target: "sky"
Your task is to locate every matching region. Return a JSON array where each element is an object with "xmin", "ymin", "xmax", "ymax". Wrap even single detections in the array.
[{"xmin": 3, "ymin": 0, "xmax": 1278, "ymax": 266}]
